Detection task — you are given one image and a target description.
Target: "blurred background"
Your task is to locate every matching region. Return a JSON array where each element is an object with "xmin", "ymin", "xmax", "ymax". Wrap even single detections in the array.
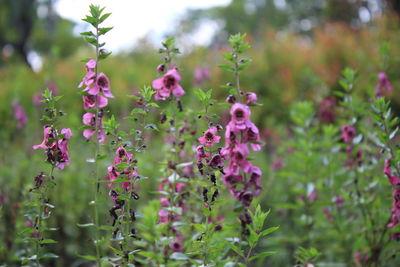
[{"xmin": 1, "ymin": 0, "xmax": 400, "ymax": 266}]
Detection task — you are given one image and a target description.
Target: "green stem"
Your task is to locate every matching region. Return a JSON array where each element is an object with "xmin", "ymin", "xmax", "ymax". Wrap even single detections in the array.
[
  {"xmin": 36, "ymin": 165, "xmax": 55, "ymax": 266},
  {"xmin": 233, "ymin": 53, "xmax": 242, "ymax": 102},
  {"xmin": 93, "ymin": 24, "xmax": 101, "ymax": 267}
]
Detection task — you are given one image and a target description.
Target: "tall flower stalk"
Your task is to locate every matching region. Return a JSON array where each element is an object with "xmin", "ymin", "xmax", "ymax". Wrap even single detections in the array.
[
  {"xmin": 78, "ymin": 5, "xmax": 113, "ymax": 265},
  {"xmin": 25, "ymin": 89, "xmax": 71, "ymax": 265},
  {"xmin": 218, "ymin": 33, "xmax": 277, "ymax": 264}
]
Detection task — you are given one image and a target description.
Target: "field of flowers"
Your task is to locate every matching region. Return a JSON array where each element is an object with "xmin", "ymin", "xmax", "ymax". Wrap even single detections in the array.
[{"xmin": 1, "ymin": 4, "xmax": 400, "ymax": 267}]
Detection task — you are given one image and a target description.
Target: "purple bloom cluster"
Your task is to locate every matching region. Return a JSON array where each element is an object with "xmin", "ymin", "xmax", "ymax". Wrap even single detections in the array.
[{"xmin": 78, "ymin": 59, "xmax": 114, "ymax": 142}]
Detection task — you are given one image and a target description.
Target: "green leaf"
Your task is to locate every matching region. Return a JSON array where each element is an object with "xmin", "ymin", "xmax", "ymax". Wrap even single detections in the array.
[
  {"xmin": 218, "ymin": 64, "xmax": 234, "ymax": 72},
  {"xmin": 170, "ymin": 252, "xmax": 189, "ymax": 260},
  {"xmin": 224, "ymin": 241, "xmax": 244, "ymax": 257},
  {"xmin": 115, "ymin": 162, "xmax": 129, "ymax": 170},
  {"xmin": 77, "ymin": 254, "xmax": 98, "ymax": 261},
  {"xmin": 146, "ymin": 102, "xmax": 160, "ymax": 108},
  {"xmin": 260, "ymin": 226, "xmax": 280, "ymax": 237},
  {"xmin": 99, "ymin": 27, "xmax": 113, "ymax": 35},
  {"xmin": 40, "ymin": 239, "xmax": 58, "ymax": 244},
  {"xmin": 99, "ymin": 13, "xmax": 112, "ymax": 23},
  {"xmin": 41, "ymin": 253, "xmax": 59, "ymax": 259},
  {"xmin": 85, "ymin": 37, "xmax": 98, "ymax": 46},
  {"xmin": 80, "ymin": 31, "xmax": 94, "ymax": 37},
  {"xmin": 249, "ymin": 251, "xmax": 275, "ymax": 261},
  {"xmin": 77, "ymin": 223, "xmax": 95, "ymax": 228},
  {"xmin": 144, "ymin": 123, "xmax": 159, "ymax": 131},
  {"xmin": 99, "ymin": 52, "xmax": 112, "ymax": 60},
  {"xmin": 99, "ymin": 225, "xmax": 115, "ymax": 231}
]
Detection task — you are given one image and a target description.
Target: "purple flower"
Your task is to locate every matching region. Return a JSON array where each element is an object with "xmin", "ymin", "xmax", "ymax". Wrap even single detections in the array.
[
  {"xmin": 375, "ymin": 72, "xmax": 392, "ymax": 97},
  {"xmin": 194, "ymin": 66, "xmax": 210, "ymax": 85},
  {"xmin": 318, "ymin": 96, "xmax": 336, "ymax": 123},
  {"xmin": 55, "ymin": 128, "xmax": 72, "ymax": 170},
  {"xmin": 33, "ymin": 126, "xmax": 53, "ymax": 150},
  {"xmin": 86, "ymin": 72, "xmax": 114, "ymax": 98},
  {"xmin": 323, "ymin": 207, "xmax": 334, "ymax": 221},
  {"xmin": 78, "ymin": 59, "xmax": 96, "ymax": 89},
  {"xmin": 12, "ymin": 101, "xmax": 28, "ymax": 129},
  {"xmin": 169, "ymin": 239, "xmax": 184, "ymax": 252},
  {"xmin": 152, "ymin": 68, "xmax": 185, "ymax": 100},
  {"xmin": 227, "ymin": 103, "xmax": 252, "ymax": 132},
  {"xmin": 198, "ymin": 126, "xmax": 221, "ymax": 147},
  {"xmin": 83, "ymin": 95, "xmax": 108, "ymax": 109},
  {"xmin": 82, "ymin": 112, "xmax": 105, "ymax": 143},
  {"xmin": 341, "ymin": 125, "xmax": 355, "ymax": 143},
  {"xmin": 245, "ymin": 92, "xmax": 257, "ymax": 105},
  {"xmin": 383, "ymin": 160, "xmax": 400, "ymax": 228}
]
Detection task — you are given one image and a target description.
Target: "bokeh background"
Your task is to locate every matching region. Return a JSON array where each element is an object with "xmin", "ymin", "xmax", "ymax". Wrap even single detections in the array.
[{"xmin": 1, "ymin": 0, "xmax": 400, "ymax": 266}]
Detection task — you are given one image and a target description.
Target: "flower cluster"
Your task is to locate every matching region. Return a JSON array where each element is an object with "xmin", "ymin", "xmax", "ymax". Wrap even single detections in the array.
[
  {"xmin": 383, "ymin": 160, "xmax": 400, "ymax": 227},
  {"xmin": 79, "ymin": 59, "xmax": 113, "ymax": 142},
  {"xmin": 106, "ymin": 146, "xmax": 139, "ymax": 191},
  {"xmin": 196, "ymin": 126, "xmax": 225, "ymax": 175},
  {"xmin": 33, "ymin": 126, "xmax": 72, "ymax": 170},
  {"xmin": 12, "ymin": 100, "xmax": 28, "ymax": 130},
  {"xmin": 341, "ymin": 125, "xmax": 362, "ymax": 167},
  {"xmin": 157, "ymin": 177, "xmax": 187, "ymax": 253},
  {"xmin": 221, "ymin": 102, "xmax": 263, "ymax": 207},
  {"xmin": 152, "ymin": 68, "xmax": 185, "ymax": 100},
  {"xmin": 375, "ymin": 72, "xmax": 392, "ymax": 97},
  {"xmin": 318, "ymin": 96, "xmax": 336, "ymax": 123}
]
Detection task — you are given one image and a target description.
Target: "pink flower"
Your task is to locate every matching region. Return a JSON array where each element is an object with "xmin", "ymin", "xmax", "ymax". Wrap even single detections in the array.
[
  {"xmin": 114, "ymin": 146, "xmax": 133, "ymax": 165},
  {"xmin": 375, "ymin": 72, "xmax": 392, "ymax": 97},
  {"xmin": 55, "ymin": 128, "xmax": 72, "ymax": 170},
  {"xmin": 198, "ymin": 126, "xmax": 221, "ymax": 147},
  {"xmin": 33, "ymin": 126, "xmax": 53, "ymax": 150},
  {"xmin": 341, "ymin": 125, "xmax": 355, "ymax": 143},
  {"xmin": 246, "ymin": 92, "xmax": 257, "ymax": 105},
  {"xmin": 83, "ymin": 94, "xmax": 108, "ymax": 109},
  {"xmin": 196, "ymin": 145, "xmax": 210, "ymax": 161},
  {"xmin": 194, "ymin": 66, "xmax": 210, "ymax": 85},
  {"xmin": 244, "ymin": 123, "xmax": 262, "ymax": 151},
  {"xmin": 158, "ymin": 209, "xmax": 170, "ymax": 223},
  {"xmin": 175, "ymin": 182, "xmax": 186, "ymax": 193},
  {"xmin": 228, "ymin": 103, "xmax": 252, "ymax": 132},
  {"xmin": 248, "ymin": 166, "xmax": 262, "ymax": 196},
  {"xmin": 78, "ymin": 59, "xmax": 96, "ymax": 89},
  {"xmin": 318, "ymin": 96, "xmax": 336, "ymax": 123},
  {"xmin": 272, "ymin": 160, "xmax": 283, "ymax": 170},
  {"xmin": 106, "ymin": 165, "xmax": 120, "ymax": 187},
  {"xmin": 307, "ymin": 187, "xmax": 317, "ymax": 202},
  {"xmin": 383, "ymin": 160, "xmax": 400, "ymax": 228},
  {"xmin": 169, "ymin": 239, "xmax": 184, "ymax": 252},
  {"xmin": 208, "ymin": 153, "xmax": 224, "ymax": 169},
  {"xmin": 82, "ymin": 112, "xmax": 105, "ymax": 142},
  {"xmin": 160, "ymin": 197, "xmax": 169, "ymax": 207},
  {"xmin": 323, "ymin": 207, "xmax": 333, "ymax": 221},
  {"xmin": 12, "ymin": 101, "xmax": 28, "ymax": 129},
  {"xmin": 87, "ymin": 72, "xmax": 114, "ymax": 98},
  {"xmin": 334, "ymin": 196, "xmax": 345, "ymax": 207},
  {"xmin": 152, "ymin": 68, "xmax": 185, "ymax": 100}
]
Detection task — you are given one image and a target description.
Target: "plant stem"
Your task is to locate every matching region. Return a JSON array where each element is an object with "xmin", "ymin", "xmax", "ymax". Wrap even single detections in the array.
[
  {"xmin": 93, "ymin": 24, "xmax": 101, "ymax": 267},
  {"xmin": 36, "ymin": 165, "xmax": 55, "ymax": 266}
]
